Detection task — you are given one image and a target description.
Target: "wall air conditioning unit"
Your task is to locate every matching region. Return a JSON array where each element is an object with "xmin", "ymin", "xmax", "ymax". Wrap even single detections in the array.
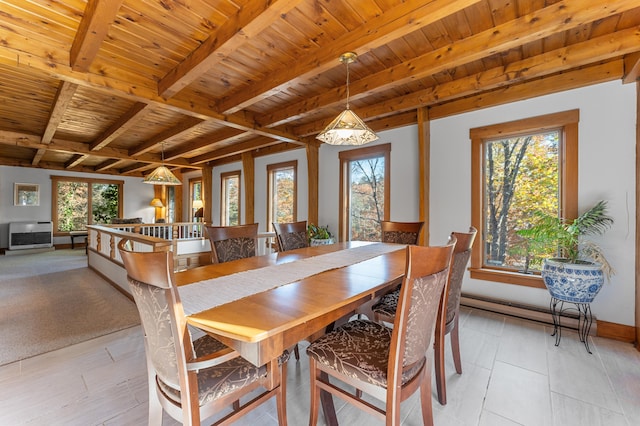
[{"xmin": 9, "ymin": 221, "xmax": 53, "ymax": 250}]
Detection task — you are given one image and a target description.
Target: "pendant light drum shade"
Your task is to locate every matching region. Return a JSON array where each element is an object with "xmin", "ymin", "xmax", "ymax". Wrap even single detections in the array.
[
  {"xmin": 143, "ymin": 143, "xmax": 181, "ymax": 185},
  {"xmin": 316, "ymin": 52, "xmax": 378, "ymax": 146},
  {"xmin": 144, "ymin": 166, "xmax": 181, "ymax": 185}
]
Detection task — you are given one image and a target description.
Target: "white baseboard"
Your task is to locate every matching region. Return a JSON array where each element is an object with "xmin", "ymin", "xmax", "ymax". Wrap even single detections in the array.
[
  {"xmin": 460, "ymin": 293, "xmax": 597, "ymax": 335},
  {"xmin": 4, "ymin": 247, "xmax": 55, "ymax": 256}
]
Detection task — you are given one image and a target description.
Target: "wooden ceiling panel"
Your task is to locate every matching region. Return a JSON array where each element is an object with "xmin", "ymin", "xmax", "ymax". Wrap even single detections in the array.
[
  {"xmin": 0, "ymin": 66, "xmax": 58, "ymax": 135},
  {"xmin": 109, "ymin": 109, "xmax": 191, "ymax": 150},
  {"xmin": 0, "ymin": 1, "xmax": 80, "ymax": 47},
  {"xmin": 0, "ymin": 0, "xmax": 639, "ymax": 173},
  {"xmin": 463, "ymin": 1, "xmax": 496, "ymax": 33},
  {"xmin": 54, "ymin": 87, "xmax": 134, "ymax": 142},
  {"xmin": 0, "ymin": 144, "xmax": 34, "ymax": 163}
]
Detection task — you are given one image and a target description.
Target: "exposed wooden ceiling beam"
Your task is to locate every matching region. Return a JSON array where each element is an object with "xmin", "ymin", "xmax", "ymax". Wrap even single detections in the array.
[
  {"xmin": 0, "ymin": 45, "xmax": 303, "ymax": 145},
  {"xmin": 32, "ymin": 81, "xmax": 79, "ymax": 166},
  {"xmin": 90, "ymin": 102, "xmax": 151, "ymax": 151},
  {"xmin": 163, "ymin": 127, "xmax": 250, "ymax": 160},
  {"xmin": 622, "ymin": 52, "xmax": 640, "ymax": 83},
  {"xmin": 120, "ymin": 162, "xmax": 155, "ymax": 174},
  {"xmin": 0, "ymin": 130, "xmax": 199, "ymax": 169},
  {"xmin": 299, "ymin": 26, "xmax": 640, "ymax": 133},
  {"xmin": 0, "ymin": 157, "xmax": 144, "ymax": 176},
  {"xmin": 42, "ymin": 81, "xmax": 78, "ymax": 144},
  {"xmin": 189, "ymin": 137, "xmax": 283, "ymax": 164},
  {"xmin": 428, "ymin": 61, "xmax": 622, "ymax": 120},
  {"xmin": 70, "ymin": 0, "xmax": 124, "ymax": 72},
  {"xmin": 128, "ymin": 116, "xmax": 204, "ymax": 157},
  {"xmin": 31, "ymin": 150, "xmax": 46, "ymax": 166},
  {"xmin": 216, "ymin": 0, "xmax": 481, "ymax": 114},
  {"xmin": 95, "ymin": 158, "xmax": 126, "ymax": 171},
  {"xmin": 266, "ymin": 0, "xmax": 637, "ymax": 128},
  {"xmin": 158, "ymin": 0, "xmax": 304, "ymax": 98},
  {"xmin": 65, "ymin": 154, "xmax": 89, "ymax": 169}
]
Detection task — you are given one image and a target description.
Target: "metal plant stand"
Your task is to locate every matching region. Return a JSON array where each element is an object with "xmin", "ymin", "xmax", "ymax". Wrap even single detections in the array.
[{"xmin": 549, "ymin": 297, "xmax": 594, "ymax": 353}]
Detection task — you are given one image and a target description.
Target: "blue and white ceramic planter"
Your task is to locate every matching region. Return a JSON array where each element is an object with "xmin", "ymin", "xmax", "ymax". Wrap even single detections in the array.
[
  {"xmin": 310, "ymin": 237, "xmax": 335, "ymax": 246},
  {"xmin": 541, "ymin": 258, "xmax": 604, "ymax": 303}
]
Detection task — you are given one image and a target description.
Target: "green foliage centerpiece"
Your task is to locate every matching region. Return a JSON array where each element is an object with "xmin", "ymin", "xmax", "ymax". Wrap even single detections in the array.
[
  {"xmin": 307, "ymin": 224, "xmax": 334, "ymax": 246},
  {"xmin": 516, "ymin": 200, "xmax": 614, "ymax": 303}
]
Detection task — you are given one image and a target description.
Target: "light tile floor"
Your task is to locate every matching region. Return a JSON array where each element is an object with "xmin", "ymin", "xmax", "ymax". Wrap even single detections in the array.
[{"xmin": 0, "ymin": 307, "xmax": 638, "ymax": 426}]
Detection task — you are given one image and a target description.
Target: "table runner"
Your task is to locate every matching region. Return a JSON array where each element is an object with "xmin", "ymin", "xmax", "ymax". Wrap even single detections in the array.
[{"xmin": 179, "ymin": 243, "xmax": 403, "ymax": 315}]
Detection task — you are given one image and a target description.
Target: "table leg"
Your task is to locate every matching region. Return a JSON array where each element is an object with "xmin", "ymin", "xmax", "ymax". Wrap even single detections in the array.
[{"xmin": 320, "ymin": 371, "xmax": 338, "ymax": 426}]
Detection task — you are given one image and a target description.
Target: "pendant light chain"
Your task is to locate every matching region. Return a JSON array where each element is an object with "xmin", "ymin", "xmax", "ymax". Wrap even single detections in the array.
[{"xmin": 345, "ymin": 59, "xmax": 350, "ymax": 110}]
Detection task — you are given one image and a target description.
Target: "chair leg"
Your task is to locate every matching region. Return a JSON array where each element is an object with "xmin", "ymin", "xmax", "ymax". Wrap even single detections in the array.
[
  {"xmin": 420, "ymin": 363, "xmax": 434, "ymax": 426},
  {"xmin": 308, "ymin": 358, "xmax": 320, "ymax": 426},
  {"xmin": 434, "ymin": 326, "xmax": 447, "ymax": 405},
  {"xmin": 450, "ymin": 316, "xmax": 462, "ymax": 374}
]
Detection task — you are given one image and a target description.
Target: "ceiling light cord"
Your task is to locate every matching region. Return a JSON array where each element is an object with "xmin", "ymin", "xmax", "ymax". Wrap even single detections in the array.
[{"xmin": 345, "ymin": 59, "xmax": 350, "ymax": 110}]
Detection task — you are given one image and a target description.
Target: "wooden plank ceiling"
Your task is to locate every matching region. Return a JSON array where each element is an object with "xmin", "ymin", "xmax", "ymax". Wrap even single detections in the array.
[{"xmin": 0, "ymin": 0, "xmax": 639, "ymax": 177}]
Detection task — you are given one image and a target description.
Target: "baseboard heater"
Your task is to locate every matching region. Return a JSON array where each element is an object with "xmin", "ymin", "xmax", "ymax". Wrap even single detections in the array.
[
  {"xmin": 9, "ymin": 221, "xmax": 53, "ymax": 250},
  {"xmin": 460, "ymin": 293, "xmax": 596, "ymax": 335}
]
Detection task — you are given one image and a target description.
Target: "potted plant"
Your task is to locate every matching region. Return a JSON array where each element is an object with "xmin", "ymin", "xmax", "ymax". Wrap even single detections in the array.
[
  {"xmin": 516, "ymin": 200, "xmax": 614, "ymax": 303},
  {"xmin": 307, "ymin": 223, "xmax": 334, "ymax": 246}
]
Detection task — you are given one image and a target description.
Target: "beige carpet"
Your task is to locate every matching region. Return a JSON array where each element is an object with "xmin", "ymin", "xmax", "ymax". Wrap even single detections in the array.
[{"xmin": 0, "ymin": 249, "xmax": 140, "ymax": 366}]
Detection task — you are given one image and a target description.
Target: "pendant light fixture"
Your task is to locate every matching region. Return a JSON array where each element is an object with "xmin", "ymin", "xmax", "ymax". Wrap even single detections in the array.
[
  {"xmin": 316, "ymin": 52, "xmax": 378, "ymax": 146},
  {"xmin": 143, "ymin": 142, "xmax": 181, "ymax": 185}
]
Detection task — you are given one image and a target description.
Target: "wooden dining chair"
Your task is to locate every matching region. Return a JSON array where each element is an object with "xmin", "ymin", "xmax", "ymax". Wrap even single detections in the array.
[
  {"xmin": 118, "ymin": 240, "xmax": 289, "ymax": 426},
  {"xmin": 356, "ymin": 220, "xmax": 425, "ymax": 322},
  {"xmin": 272, "ymin": 220, "xmax": 309, "ymax": 361},
  {"xmin": 381, "ymin": 220, "xmax": 424, "ymax": 245},
  {"xmin": 306, "ymin": 241, "xmax": 455, "ymax": 426},
  {"xmin": 204, "ymin": 223, "xmax": 259, "ymax": 264},
  {"xmin": 372, "ymin": 226, "xmax": 477, "ymax": 405},
  {"xmin": 273, "ymin": 221, "xmax": 308, "ymax": 252}
]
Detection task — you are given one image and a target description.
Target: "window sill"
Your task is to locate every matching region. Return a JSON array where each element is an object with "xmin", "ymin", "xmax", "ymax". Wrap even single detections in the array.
[{"xmin": 469, "ymin": 268, "xmax": 545, "ymax": 289}]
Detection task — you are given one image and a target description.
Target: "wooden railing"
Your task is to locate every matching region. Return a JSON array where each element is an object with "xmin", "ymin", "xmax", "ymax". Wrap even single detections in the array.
[{"xmin": 86, "ymin": 223, "xmax": 277, "ymax": 295}]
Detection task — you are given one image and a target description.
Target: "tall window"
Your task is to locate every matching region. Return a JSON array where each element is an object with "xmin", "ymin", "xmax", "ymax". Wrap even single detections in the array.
[
  {"xmin": 190, "ymin": 178, "xmax": 202, "ymax": 221},
  {"xmin": 165, "ymin": 186, "xmax": 176, "ymax": 223},
  {"xmin": 470, "ymin": 110, "xmax": 578, "ymax": 287},
  {"xmin": 221, "ymin": 170, "xmax": 241, "ymax": 226},
  {"xmin": 267, "ymin": 161, "xmax": 297, "ymax": 230},
  {"xmin": 339, "ymin": 144, "xmax": 390, "ymax": 242},
  {"xmin": 52, "ymin": 176, "xmax": 123, "ymax": 234}
]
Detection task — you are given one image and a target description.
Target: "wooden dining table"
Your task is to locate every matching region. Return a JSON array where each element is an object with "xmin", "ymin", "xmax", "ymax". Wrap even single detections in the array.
[{"xmin": 174, "ymin": 240, "xmax": 407, "ymax": 425}]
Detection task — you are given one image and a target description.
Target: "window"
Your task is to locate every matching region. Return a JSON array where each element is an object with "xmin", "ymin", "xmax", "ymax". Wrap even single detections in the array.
[
  {"xmin": 190, "ymin": 178, "xmax": 202, "ymax": 221},
  {"xmin": 165, "ymin": 186, "xmax": 176, "ymax": 223},
  {"xmin": 52, "ymin": 176, "xmax": 123, "ymax": 234},
  {"xmin": 339, "ymin": 143, "xmax": 390, "ymax": 242},
  {"xmin": 267, "ymin": 161, "xmax": 297, "ymax": 230},
  {"xmin": 221, "ymin": 170, "xmax": 241, "ymax": 226},
  {"xmin": 470, "ymin": 110, "xmax": 578, "ymax": 287}
]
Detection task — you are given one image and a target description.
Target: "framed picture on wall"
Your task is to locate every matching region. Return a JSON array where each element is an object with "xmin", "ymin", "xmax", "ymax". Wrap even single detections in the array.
[{"xmin": 14, "ymin": 183, "xmax": 40, "ymax": 206}]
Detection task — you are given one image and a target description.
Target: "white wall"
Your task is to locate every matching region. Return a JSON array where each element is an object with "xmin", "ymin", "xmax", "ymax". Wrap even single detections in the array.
[
  {"xmin": 317, "ymin": 80, "xmax": 635, "ymax": 326},
  {"xmin": 430, "ymin": 80, "xmax": 636, "ymax": 326},
  {"xmin": 0, "ymin": 167, "xmax": 156, "ymax": 248}
]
